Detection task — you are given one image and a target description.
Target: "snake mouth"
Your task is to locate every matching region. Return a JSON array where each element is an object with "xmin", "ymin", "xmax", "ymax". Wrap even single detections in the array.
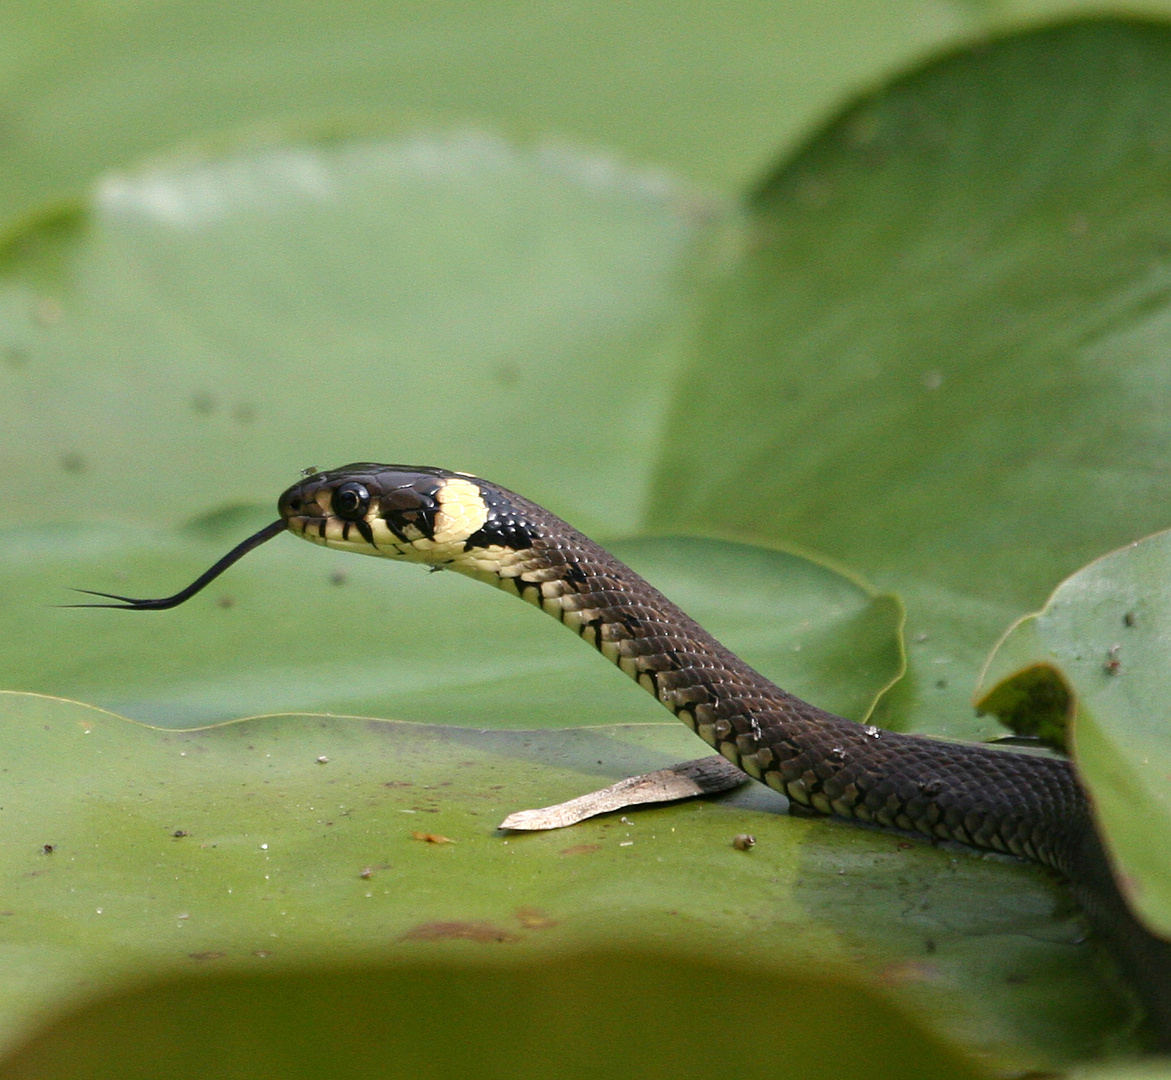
[
  {"xmin": 283, "ymin": 513, "xmax": 317, "ymax": 538},
  {"xmin": 284, "ymin": 512, "xmax": 383, "ymax": 554}
]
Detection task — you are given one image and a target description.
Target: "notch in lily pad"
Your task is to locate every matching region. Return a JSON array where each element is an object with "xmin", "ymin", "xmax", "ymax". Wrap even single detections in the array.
[{"xmin": 974, "ymin": 661, "xmax": 1074, "ymax": 754}]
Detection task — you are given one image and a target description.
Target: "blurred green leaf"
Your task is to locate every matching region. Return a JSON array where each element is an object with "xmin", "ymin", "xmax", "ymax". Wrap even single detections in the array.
[
  {"xmin": 10, "ymin": 0, "xmax": 1171, "ymax": 232},
  {"xmin": 977, "ymin": 531, "xmax": 1171, "ymax": 938},
  {"xmin": 0, "ymin": 130, "xmax": 717, "ymax": 536},
  {"xmin": 0, "ymin": 692, "xmax": 1129, "ymax": 1069},
  {"xmin": 1073, "ymin": 1061, "xmax": 1171, "ymax": 1080},
  {"xmin": 0, "ymin": 0, "xmax": 992, "ymax": 223},
  {"xmin": 650, "ymin": 20, "xmax": 1171, "ymax": 747},
  {"xmin": 0, "ymin": 951, "xmax": 988, "ymax": 1080}
]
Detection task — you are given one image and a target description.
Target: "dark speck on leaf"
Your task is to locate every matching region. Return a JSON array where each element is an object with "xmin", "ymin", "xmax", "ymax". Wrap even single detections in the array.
[{"xmin": 191, "ymin": 390, "xmax": 216, "ymax": 414}]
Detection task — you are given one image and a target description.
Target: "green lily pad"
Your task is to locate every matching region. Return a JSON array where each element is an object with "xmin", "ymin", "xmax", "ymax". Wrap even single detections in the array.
[
  {"xmin": 0, "ymin": 691, "xmax": 1134, "ymax": 1069},
  {"xmin": 649, "ymin": 20, "xmax": 1171, "ymax": 746},
  {"xmin": 976, "ymin": 531, "xmax": 1171, "ymax": 938},
  {"xmin": 0, "ymin": 129, "xmax": 718, "ymax": 538}
]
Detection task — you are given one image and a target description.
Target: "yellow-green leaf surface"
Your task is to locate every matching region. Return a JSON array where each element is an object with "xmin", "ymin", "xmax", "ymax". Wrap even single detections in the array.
[
  {"xmin": 651, "ymin": 20, "xmax": 1171, "ymax": 749},
  {"xmin": 0, "ymin": 954, "xmax": 985, "ymax": 1080},
  {"xmin": 0, "ymin": 693, "xmax": 1127, "ymax": 1072},
  {"xmin": 977, "ymin": 532, "xmax": 1171, "ymax": 938}
]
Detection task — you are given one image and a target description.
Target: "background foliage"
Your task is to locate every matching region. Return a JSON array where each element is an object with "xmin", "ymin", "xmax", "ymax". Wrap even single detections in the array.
[{"xmin": 3, "ymin": 2, "xmax": 1171, "ymax": 1077}]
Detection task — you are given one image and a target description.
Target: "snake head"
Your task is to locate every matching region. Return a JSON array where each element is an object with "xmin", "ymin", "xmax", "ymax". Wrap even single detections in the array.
[
  {"xmin": 73, "ymin": 463, "xmax": 542, "ymax": 610},
  {"xmin": 277, "ymin": 463, "xmax": 534, "ymax": 570}
]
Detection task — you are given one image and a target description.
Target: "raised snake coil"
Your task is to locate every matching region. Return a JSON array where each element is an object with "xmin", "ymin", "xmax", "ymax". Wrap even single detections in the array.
[{"xmin": 81, "ymin": 462, "xmax": 1171, "ymax": 1046}]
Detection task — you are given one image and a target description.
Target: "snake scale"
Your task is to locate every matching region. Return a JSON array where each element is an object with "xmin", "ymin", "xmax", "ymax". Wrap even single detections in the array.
[{"xmin": 81, "ymin": 463, "xmax": 1171, "ymax": 1047}]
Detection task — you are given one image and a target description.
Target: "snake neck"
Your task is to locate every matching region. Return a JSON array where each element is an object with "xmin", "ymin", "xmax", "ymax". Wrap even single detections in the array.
[{"xmin": 458, "ymin": 496, "xmax": 1088, "ymax": 874}]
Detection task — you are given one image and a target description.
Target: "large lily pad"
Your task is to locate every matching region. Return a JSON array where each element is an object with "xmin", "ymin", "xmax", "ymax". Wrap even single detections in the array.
[
  {"xmin": 650, "ymin": 20, "xmax": 1171, "ymax": 745},
  {"xmin": 0, "ymin": 130, "xmax": 714, "ymax": 536},
  {"xmin": 0, "ymin": 692, "xmax": 1132, "ymax": 1070},
  {"xmin": 976, "ymin": 531, "xmax": 1171, "ymax": 938},
  {"xmin": 0, "ymin": 128, "xmax": 904, "ymax": 732}
]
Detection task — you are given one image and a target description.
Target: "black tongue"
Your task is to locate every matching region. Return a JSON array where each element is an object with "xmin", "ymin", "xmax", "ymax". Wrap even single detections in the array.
[{"xmin": 68, "ymin": 518, "xmax": 287, "ymax": 610}]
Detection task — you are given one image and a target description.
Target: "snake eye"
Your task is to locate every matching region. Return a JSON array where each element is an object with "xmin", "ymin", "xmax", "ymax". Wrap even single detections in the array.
[{"xmin": 332, "ymin": 482, "xmax": 370, "ymax": 521}]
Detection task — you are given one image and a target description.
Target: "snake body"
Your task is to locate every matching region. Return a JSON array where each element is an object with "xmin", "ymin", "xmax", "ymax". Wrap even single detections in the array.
[{"xmin": 86, "ymin": 462, "xmax": 1171, "ymax": 1045}]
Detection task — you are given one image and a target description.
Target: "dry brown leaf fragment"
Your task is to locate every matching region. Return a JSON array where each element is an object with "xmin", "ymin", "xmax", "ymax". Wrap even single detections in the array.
[{"xmin": 498, "ymin": 755, "xmax": 748, "ymax": 831}]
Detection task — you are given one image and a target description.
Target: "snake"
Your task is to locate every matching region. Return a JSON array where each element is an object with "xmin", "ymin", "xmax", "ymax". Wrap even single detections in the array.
[{"xmin": 79, "ymin": 462, "xmax": 1171, "ymax": 1047}]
